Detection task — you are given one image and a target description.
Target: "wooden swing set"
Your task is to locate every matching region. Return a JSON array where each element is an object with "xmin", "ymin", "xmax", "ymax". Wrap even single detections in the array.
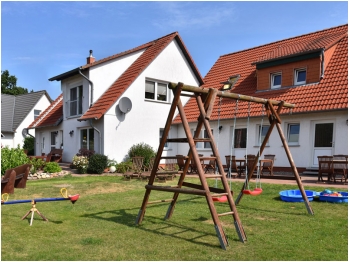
[{"xmin": 135, "ymin": 82, "xmax": 314, "ymax": 250}]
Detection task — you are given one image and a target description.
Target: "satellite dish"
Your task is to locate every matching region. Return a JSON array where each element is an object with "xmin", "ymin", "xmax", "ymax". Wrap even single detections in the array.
[
  {"xmin": 119, "ymin": 97, "xmax": 132, "ymax": 114},
  {"xmin": 22, "ymin": 128, "xmax": 29, "ymax": 137}
]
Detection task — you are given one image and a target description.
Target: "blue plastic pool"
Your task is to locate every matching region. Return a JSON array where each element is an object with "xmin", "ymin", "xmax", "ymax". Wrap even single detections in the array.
[
  {"xmin": 319, "ymin": 191, "xmax": 348, "ymax": 203},
  {"xmin": 279, "ymin": 189, "xmax": 318, "ymax": 202}
]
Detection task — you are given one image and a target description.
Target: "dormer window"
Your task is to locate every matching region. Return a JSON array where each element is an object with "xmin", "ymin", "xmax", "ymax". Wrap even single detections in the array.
[
  {"xmin": 221, "ymin": 75, "xmax": 240, "ymax": 91},
  {"xmin": 294, "ymin": 68, "xmax": 306, "ymax": 85},
  {"xmin": 270, "ymin": 72, "xmax": 282, "ymax": 89}
]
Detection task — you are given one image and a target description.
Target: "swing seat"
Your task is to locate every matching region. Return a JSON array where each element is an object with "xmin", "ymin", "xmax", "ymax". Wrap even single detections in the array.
[
  {"xmin": 212, "ymin": 196, "xmax": 228, "ymax": 202},
  {"xmin": 243, "ymin": 188, "xmax": 263, "ymax": 196}
]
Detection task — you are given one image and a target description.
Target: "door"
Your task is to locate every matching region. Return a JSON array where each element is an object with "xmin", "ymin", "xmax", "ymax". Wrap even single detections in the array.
[{"xmin": 312, "ymin": 122, "xmax": 334, "ymax": 166}]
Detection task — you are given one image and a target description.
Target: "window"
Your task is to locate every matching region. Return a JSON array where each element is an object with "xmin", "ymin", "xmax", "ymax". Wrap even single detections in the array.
[
  {"xmin": 257, "ymin": 125, "xmax": 269, "ymax": 145},
  {"xmin": 50, "ymin": 132, "xmax": 56, "ymax": 150},
  {"xmin": 192, "ymin": 129, "xmax": 213, "ymax": 149},
  {"xmin": 294, "ymin": 68, "xmax": 306, "ymax": 85},
  {"xmin": 270, "ymin": 72, "xmax": 282, "ymax": 89},
  {"xmin": 80, "ymin": 129, "xmax": 94, "ymax": 150},
  {"xmin": 230, "ymin": 128, "xmax": 247, "ymax": 148},
  {"xmin": 160, "ymin": 128, "xmax": 169, "ymax": 149},
  {"xmin": 145, "ymin": 80, "xmax": 168, "ymax": 102},
  {"xmin": 69, "ymin": 86, "xmax": 83, "ymax": 116},
  {"xmin": 221, "ymin": 75, "xmax": 240, "ymax": 91},
  {"xmin": 34, "ymin": 109, "xmax": 41, "ymax": 119},
  {"xmin": 287, "ymin": 123, "xmax": 300, "ymax": 145}
]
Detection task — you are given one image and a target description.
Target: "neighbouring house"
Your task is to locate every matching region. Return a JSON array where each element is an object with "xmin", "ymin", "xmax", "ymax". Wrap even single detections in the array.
[
  {"xmin": 172, "ymin": 24, "xmax": 348, "ymax": 171},
  {"xmin": 1, "ymin": 91, "xmax": 52, "ymax": 150},
  {"xmin": 29, "ymin": 32, "xmax": 203, "ymax": 163}
]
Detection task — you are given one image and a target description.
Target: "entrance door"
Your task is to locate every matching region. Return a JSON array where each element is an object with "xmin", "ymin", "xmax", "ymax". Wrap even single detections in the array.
[{"xmin": 312, "ymin": 122, "xmax": 334, "ymax": 166}]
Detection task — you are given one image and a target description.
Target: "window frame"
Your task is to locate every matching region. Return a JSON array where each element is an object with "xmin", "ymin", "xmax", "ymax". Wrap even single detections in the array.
[
  {"xmin": 80, "ymin": 128, "xmax": 94, "ymax": 151},
  {"xmin": 34, "ymin": 109, "xmax": 41, "ymax": 120},
  {"xmin": 160, "ymin": 128, "xmax": 170, "ymax": 150},
  {"xmin": 294, "ymin": 68, "xmax": 306, "ymax": 85},
  {"xmin": 287, "ymin": 123, "xmax": 300, "ymax": 146},
  {"xmin": 145, "ymin": 79, "xmax": 170, "ymax": 103},
  {"xmin": 257, "ymin": 125, "xmax": 270, "ymax": 146},
  {"xmin": 69, "ymin": 85, "xmax": 83, "ymax": 117},
  {"xmin": 270, "ymin": 72, "xmax": 282, "ymax": 89},
  {"xmin": 192, "ymin": 129, "xmax": 213, "ymax": 150}
]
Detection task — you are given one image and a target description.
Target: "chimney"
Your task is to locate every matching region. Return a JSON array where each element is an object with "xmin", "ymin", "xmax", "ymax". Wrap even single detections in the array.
[{"xmin": 86, "ymin": 50, "xmax": 95, "ymax": 64}]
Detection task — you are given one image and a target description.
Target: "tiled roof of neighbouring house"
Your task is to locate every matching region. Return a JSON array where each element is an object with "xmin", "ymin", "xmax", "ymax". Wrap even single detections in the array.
[
  {"xmin": 28, "ymin": 94, "xmax": 63, "ymax": 129},
  {"xmin": 173, "ymin": 24, "xmax": 348, "ymax": 124}
]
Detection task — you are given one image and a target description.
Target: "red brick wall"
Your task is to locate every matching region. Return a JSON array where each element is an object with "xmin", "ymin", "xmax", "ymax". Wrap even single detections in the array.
[{"xmin": 257, "ymin": 57, "xmax": 321, "ymax": 90}]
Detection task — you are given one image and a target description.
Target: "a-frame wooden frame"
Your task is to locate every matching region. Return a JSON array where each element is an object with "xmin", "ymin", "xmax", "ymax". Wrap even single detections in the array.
[{"xmin": 136, "ymin": 82, "xmax": 313, "ymax": 250}]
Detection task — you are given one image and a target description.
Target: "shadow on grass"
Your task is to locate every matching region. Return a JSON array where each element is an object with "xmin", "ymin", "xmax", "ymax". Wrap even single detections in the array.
[{"xmin": 80, "ymin": 201, "xmax": 242, "ymax": 249}]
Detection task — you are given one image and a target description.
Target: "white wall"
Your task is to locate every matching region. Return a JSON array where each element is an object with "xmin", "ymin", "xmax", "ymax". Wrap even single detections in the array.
[
  {"xmin": 174, "ymin": 110, "xmax": 348, "ymax": 169},
  {"xmin": 14, "ymin": 95, "xmax": 51, "ymax": 150},
  {"xmin": 102, "ymin": 39, "xmax": 200, "ymax": 162}
]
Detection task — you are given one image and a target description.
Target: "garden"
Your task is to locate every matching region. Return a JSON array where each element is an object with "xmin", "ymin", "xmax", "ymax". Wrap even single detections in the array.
[{"xmin": 1, "ymin": 144, "xmax": 348, "ymax": 260}]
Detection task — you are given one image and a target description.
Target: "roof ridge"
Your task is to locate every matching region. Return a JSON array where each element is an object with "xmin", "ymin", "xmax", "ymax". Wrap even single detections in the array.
[{"xmin": 220, "ymin": 24, "xmax": 348, "ymax": 59}]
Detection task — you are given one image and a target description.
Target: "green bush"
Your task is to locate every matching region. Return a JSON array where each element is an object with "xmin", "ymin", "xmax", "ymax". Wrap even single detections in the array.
[
  {"xmin": 116, "ymin": 160, "xmax": 132, "ymax": 174},
  {"xmin": 1, "ymin": 145, "xmax": 30, "ymax": 176},
  {"xmin": 23, "ymin": 136, "xmax": 35, "ymax": 155},
  {"xmin": 127, "ymin": 142, "xmax": 156, "ymax": 166},
  {"xmin": 43, "ymin": 162, "xmax": 62, "ymax": 173},
  {"xmin": 87, "ymin": 154, "xmax": 108, "ymax": 174},
  {"xmin": 29, "ymin": 158, "xmax": 45, "ymax": 173}
]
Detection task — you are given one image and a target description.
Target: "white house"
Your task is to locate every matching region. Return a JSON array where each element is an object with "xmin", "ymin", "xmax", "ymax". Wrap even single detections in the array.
[
  {"xmin": 1, "ymin": 91, "xmax": 52, "ymax": 151},
  {"xmin": 29, "ymin": 32, "xmax": 203, "ymax": 163},
  {"xmin": 172, "ymin": 24, "xmax": 348, "ymax": 171}
]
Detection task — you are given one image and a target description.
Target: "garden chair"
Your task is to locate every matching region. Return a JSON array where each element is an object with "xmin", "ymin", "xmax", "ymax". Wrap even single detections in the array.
[
  {"xmin": 245, "ymin": 154, "xmax": 260, "ymax": 175},
  {"xmin": 45, "ymin": 149, "xmax": 63, "ymax": 163},
  {"xmin": 332, "ymin": 155, "xmax": 348, "ymax": 183},
  {"xmin": 123, "ymin": 156, "xmax": 145, "ymax": 180},
  {"xmin": 317, "ymin": 156, "xmax": 334, "ymax": 182},
  {"xmin": 189, "ymin": 154, "xmax": 203, "ymax": 173},
  {"xmin": 225, "ymin": 155, "xmax": 241, "ymax": 177},
  {"xmin": 139, "ymin": 157, "xmax": 156, "ymax": 181},
  {"xmin": 261, "ymin": 154, "xmax": 275, "ymax": 176},
  {"xmin": 176, "ymin": 155, "xmax": 186, "ymax": 172},
  {"xmin": 204, "ymin": 155, "xmax": 216, "ymax": 174}
]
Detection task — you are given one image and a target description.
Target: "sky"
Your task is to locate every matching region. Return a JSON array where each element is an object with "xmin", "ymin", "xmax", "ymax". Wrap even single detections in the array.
[{"xmin": 1, "ymin": 1, "xmax": 348, "ymax": 100}]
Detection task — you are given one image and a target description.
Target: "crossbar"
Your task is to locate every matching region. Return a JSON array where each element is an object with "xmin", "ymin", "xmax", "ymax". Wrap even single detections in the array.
[{"xmin": 168, "ymin": 82, "xmax": 295, "ymax": 108}]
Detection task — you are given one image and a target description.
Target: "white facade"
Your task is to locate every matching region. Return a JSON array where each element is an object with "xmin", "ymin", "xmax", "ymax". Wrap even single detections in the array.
[
  {"xmin": 6, "ymin": 95, "xmax": 51, "ymax": 150},
  {"xmin": 56, "ymin": 39, "xmax": 200, "ymax": 163},
  {"xmin": 173, "ymin": 110, "xmax": 348, "ymax": 169}
]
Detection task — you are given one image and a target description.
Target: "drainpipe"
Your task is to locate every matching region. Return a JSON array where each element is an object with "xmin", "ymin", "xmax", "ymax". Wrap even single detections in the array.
[
  {"xmin": 320, "ymin": 48, "xmax": 325, "ymax": 80},
  {"xmin": 78, "ymin": 69, "xmax": 94, "ymax": 108},
  {"xmin": 90, "ymin": 119, "xmax": 102, "ymax": 154}
]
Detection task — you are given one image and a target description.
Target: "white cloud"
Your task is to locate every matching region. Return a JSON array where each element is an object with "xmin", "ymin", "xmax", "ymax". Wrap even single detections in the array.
[{"xmin": 153, "ymin": 2, "xmax": 237, "ymax": 30}]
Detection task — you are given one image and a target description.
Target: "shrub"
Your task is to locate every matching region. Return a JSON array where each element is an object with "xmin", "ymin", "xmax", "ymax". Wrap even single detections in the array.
[
  {"xmin": 43, "ymin": 162, "xmax": 62, "ymax": 173},
  {"xmin": 1, "ymin": 145, "xmax": 30, "ymax": 176},
  {"xmin": 127, "ymin": 142, "xmax": 156, "ymax": 167},
  {"xmin": 76, "ymin": 148, "xmax": 95, "ymax": 159},
  {"xmin": 29, "ymin": 158, "xmax": 45, "ymax": 173},
  {"xmin": 87, "ymin": 154, "xmax": 108, "ymax": 174},
  {"xmin": 72, "ymin": 155, "xmax": 89, "ymax": 174},
  {"xmin": 116, "ymin": 160, "xmax": 132, "ymax": 174},
  {"xmin": 23, "ymin": 136, "xmax": 35, "ymax": 155}
]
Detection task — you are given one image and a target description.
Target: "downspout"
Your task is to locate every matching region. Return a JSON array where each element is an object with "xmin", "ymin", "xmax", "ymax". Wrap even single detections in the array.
[
  {"xmin": 90, "ymin": 119, "xmax": 102, "ymax": 154},
  {"xmin": 78, "ymin": 69, "xmax": 94, "ymax": 108},
  {"xmin": 320, "ymin": 48, "xmax": 325, "ymax": 80},
  {"xmin": 77, "ymin": 69, "xmax": 101, "ymax": 154}
]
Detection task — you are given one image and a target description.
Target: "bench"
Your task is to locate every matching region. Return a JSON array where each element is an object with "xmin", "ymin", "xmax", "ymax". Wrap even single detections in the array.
[
  {"xmin": 1, "ymin": 164, "xmax": 32, "ymax": 194},
  {"xmin": 46, "ymin": 149, "xmax": 63, "ymax": 163}
]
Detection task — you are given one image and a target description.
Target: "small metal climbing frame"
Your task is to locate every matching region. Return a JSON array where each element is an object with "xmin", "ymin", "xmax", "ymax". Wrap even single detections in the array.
[{"xmin": 135, "ymin": 82, "xmax": 313, "ymax": 250}]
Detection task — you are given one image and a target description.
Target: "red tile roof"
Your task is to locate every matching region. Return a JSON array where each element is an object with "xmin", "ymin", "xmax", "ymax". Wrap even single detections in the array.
[
  {"xmin": 79, "ymin": 32, "xmax": 203, "ymax": 121},
  {"xmin": 173, "ymin": 24, "xmax": 348, "ymax": 124},
  {"xmin": 28, "ymin": 94, "xmax": 63, "ymax": 129}
]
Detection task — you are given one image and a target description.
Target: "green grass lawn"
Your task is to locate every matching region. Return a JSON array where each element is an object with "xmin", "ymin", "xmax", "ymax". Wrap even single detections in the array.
[{"xmin": 1, "ymin": 175, "xmax": 348, "ymax": 261}]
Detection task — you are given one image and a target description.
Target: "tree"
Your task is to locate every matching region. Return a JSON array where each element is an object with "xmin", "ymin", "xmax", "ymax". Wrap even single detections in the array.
[{"xmin": 1, "ymin": 70, "xmax": 28, "ymax": 95}]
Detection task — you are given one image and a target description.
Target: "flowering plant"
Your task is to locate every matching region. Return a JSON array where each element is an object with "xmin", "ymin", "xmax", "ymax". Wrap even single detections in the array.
[{"xmin": 72, "ymin": 155, "xmax": 89, "ymax": 174}]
